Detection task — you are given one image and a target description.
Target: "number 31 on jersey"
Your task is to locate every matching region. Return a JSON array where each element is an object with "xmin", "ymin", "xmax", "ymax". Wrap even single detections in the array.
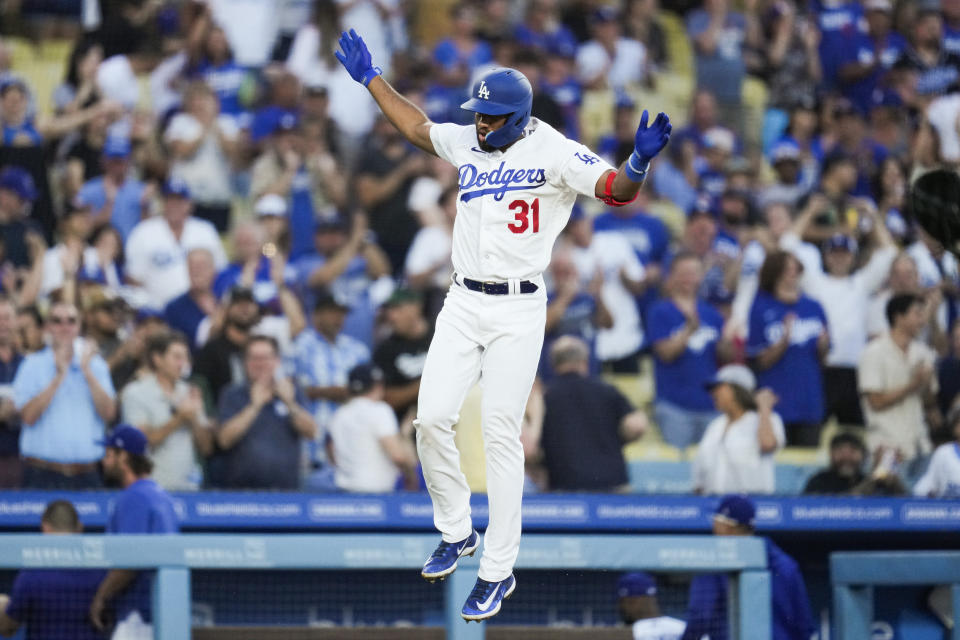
[{"xmin": 507, "ymin": 198, "xmax": 539, "ymax": 234}]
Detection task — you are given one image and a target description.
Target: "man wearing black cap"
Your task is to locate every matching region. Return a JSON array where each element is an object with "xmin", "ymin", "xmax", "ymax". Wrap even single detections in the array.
[
  {"xmin": 682, "ymin": 495, "xmax": 814, "ymax": 640},
  {"xmin": 803, "ymin": 432, "xmax": 868, "ymax": 494},
  {"xmin": 90, "ymin": 425, "xmax": 179, "ymax": 638},
  {"xmin": 193, "ymin": 286, "xmax": 261, "ymax": 407},
  {"xmin": 327, "ymin": 362, "xmax": 418, "ymax": 492},
  {"xmin": 616, "ymin": 572, "xmax": 685, "ymax": 640}
]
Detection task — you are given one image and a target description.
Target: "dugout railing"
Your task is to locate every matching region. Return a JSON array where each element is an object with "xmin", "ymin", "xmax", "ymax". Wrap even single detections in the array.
[
  {"xmin": 0, "ymin": 533, "xmax": 772, "ymax": 640},
  {"xmin": 831, "ymin": 550, "xmax": 960, "ymax": 640}
]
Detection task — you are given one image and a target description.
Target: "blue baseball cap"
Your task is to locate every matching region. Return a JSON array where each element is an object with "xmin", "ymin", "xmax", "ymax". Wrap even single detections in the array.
[
  {"xmin": 0, "ymin": 167, "xmax": 37, "ymax": 202},
  {"xmin": 714, "ymin": 494, "xmax": 756, "ymax": 528},
  {"xmin": 616, "ymin": 572, "xmax": 657, "ymax": 598},
  {"xmin": 103, "ymin": 136, "xmax": 132, "ymax": 159},
  {"xmin": 770, "ymin": 139, "xmax": 801, "ymax": 164},
  {"xmin": 163, "ymin": 177, "xmax": 191, "ymax": 199},
  {"xmin": 824, "ymin": 233, "xmax": 858, "ymax": 253},
  {"xmin": 687, "ymin": 192, "xmax": 716, "ymax": 219},
  {"xmin": 97, "ymin": 424, "xmax": 148, "ymax": 456}
]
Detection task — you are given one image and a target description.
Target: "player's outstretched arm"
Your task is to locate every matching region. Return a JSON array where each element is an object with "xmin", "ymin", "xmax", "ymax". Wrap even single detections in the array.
[
  {"xmin": 595, "ymin": 110, "xmax": 672, "ymax": 205},
  {"xmin": 335, "ymin": 29, "xmax": 437, "ymax": 156}
]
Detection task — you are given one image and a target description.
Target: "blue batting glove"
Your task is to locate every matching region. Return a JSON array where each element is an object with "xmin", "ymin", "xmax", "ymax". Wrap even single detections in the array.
[
  {"xmin": 335, "ymin": 29, "xmax": 382, "ymax": 87},
  {"xmin": 626, "ymin": 110, "xmax": 672, "ymax": 181}
]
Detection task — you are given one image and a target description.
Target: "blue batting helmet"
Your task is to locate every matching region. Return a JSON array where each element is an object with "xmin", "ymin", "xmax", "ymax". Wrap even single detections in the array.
[{"xmin": 461, "ymin": 67, "xmax": 533, "ymax": 148}]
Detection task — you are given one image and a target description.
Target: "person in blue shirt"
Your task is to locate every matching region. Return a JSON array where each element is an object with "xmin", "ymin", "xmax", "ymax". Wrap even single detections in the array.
[
  {"xmin": 13, "ymin": 300, "xmax": 116, "ymax": 489},
  {"xmin": 0, "ymin": 79, "xmax": 42, "ymax": 146},
  {"xmin": 191, "ymin": 24, "xmax": 250, "ymax": 122},
  {"xmin": 164, "ymin": 248, "xmax": 218, "ymax": 350},
  {"xmin": 0, "ymin": 500, "xmax": 106, "ymax": 640},
  {"xmin": 813, "ymin": 0, "xmax": 865, "ymax": 90},
  {"xmin": 945, "ymin": 0, "xmax": 960, "ymax": 54},
  {"xmin": 90, "ymin": 424, "xmax": 179, "ymax": 638},
  {"xmin": 75, "ymin": 136, "xmax": 148, "ymax": 242},
  {"xmin": 682, "ymin": 495, "xmax": 816, "ymax": 640},
  {"xmin": 514, "ymin": 0, "xmax": 578, "ymax": 59},
  {"xmin": 837, "ymin": 0, "xmax": 907, "ymax": 115},
  {"xmin": 747, "ymin": 250, "xmax": 830, "ymax": 447},
  {"xmin": 294, "ymin": 291, "xmax": 371, "ymax": 479},
  {"xmin": 649, "ymin": 252, "xmax": 731, "ymax": 449}
]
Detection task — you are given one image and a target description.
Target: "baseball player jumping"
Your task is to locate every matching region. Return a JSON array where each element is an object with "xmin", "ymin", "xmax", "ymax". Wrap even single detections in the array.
[{"xmin": 336, "ymin": 29, "xmax": 671, "ymax": 621}]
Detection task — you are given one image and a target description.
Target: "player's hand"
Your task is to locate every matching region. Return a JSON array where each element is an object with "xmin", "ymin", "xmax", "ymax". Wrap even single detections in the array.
[
  {"xmin": 633, "ymin": 110, "xmax": 672, "ymax": 164},
  {"xmin": 335, "ymin": 29, "xmax": 381, "ymax": 86},
  {"xmin": 90, "ymin": 594, "xmax": 107, "ymax": 631}
]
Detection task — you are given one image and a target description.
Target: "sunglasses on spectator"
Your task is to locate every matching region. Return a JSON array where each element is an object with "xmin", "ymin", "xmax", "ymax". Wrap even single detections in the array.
[{"xmin": 49, "ymin": 316, "xmax": 78, "ymax": 325}]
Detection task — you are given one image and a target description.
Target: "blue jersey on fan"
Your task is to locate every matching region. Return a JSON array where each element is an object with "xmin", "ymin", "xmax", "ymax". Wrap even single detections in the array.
[
  {"xmin": 107, "ymin": 478, "xmax": 179, "ymax": 623},
  {"xmin": 840, "ymin": 30, "xmax": 907, "ymax": 115},
  {"xmin": 747, "ymin": 291, "xmax": 828, "ymax": 425},
  {"xmin": 195, "ymin": 60, "xmax": 247, "ymax": 117},
  {"xmin": 647, "ymin": 299, "xmax": 723, "ymax": 412},
  {"xmin": 813, "ymin": 0, "xmax": 864, "ymax": 89},
  {"xmin": 945, "ymin": 25, "xmax": 960, "ymax": 55}
]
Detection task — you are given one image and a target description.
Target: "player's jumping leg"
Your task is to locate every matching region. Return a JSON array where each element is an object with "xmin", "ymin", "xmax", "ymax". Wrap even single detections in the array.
[
  {"xmin": 462, "ymin": 293, "xmax": 545, "ymax": 620},
  {"xmin": 416, "ymin": 289, "xmax": 484, "ymax": 581}
]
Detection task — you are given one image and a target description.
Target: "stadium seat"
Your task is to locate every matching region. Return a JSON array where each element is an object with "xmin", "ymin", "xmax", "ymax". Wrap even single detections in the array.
[{"xmin": 627, "ymin": 459, "xmax": 693, "ymax": 493}]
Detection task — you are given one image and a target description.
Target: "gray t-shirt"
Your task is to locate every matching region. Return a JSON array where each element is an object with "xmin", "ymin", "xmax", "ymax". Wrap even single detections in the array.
[{"xmin": 121, "ymin": 374, "xmax": 206, "ymax": 490}]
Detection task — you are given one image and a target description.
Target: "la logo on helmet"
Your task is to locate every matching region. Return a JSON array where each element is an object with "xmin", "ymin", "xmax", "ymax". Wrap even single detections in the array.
[{"xmin": 477, "ymin": 80, "xmax": 490, "ymax": 99}]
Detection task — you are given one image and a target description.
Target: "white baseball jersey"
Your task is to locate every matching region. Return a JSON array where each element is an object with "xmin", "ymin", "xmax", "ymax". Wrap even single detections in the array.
[
  {"xmin": 429, "ymin": 118, "xmax": 615, "ymax": 281},
  {"xmin": 417, "ymin": 116, "xmax": 617, "ymax": 585},
  {"xmin": 631, "ymin": 616, "xmax": 687, "ymax": 640},
  {"xmin": 125, "ymin": 216, "xmax": 228, "ymax": 309},
  {"xmin": 913, "ymin": 442, "xmax": 960, "ymax": 498}
]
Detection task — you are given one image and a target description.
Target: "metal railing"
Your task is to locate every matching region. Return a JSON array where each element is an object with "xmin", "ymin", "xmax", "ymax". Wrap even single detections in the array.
[{"xmin": 0, "ymin": 533, "xmax": 772, "ymax": 639}]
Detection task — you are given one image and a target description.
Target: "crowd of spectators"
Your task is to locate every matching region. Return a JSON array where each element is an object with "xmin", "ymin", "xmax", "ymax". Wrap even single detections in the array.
[{"xmin": 1, "ymin": 0, "xmax": 960, "ymax": 498}]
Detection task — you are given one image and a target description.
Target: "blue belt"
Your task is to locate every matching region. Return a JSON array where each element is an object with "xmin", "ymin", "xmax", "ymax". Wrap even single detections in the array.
[{"xmin": 459, "ymin": 276, "xmax": 538, "ymax": 295}]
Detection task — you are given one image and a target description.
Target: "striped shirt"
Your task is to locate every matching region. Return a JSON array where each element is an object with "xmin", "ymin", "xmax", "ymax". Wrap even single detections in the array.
[{"xmin": 293, "ymin": 328, "xmax": 370, "ymax": 461}]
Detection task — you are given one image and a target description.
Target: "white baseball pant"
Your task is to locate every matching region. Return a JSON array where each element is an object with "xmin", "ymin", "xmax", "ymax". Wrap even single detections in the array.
[{"xmin": 415, "ymin": 279, "xmax": 546, "ymax": 582}]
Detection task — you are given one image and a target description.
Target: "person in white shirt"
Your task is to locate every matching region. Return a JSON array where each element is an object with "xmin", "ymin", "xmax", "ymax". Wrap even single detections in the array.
[
  {"xmin": 575, "ymin": 6, "xmax": 648, "ymax": 90},
  {"xmin": 616, "ymin": 572, "xmax": 686, "ymax": 640},
  {"xmin": 692, "ymin": 364, "xmax": 786, "ymax": 495},
  {"xmin": 328, "ymin": 362, "xmax": 418, "ymax": 492},
  {"xmin": 567, "ymin": 207, "xmax": 646, "ymax": 372},
  {"xmin": 781, "ymin": 197, "xmax": 897, "ymax": 426},
  {"xmin": 124, "ymin": 179, "xmax": 228, "ymax": 310},
  {"xmin": 914, "ymin": 409, "xmax": 960, "ymax": 498},
  {"xmin": 163, "ymin": 82, "xmax": 238, "ymax": 233},
  {"xmin": 859, "ymin": 293, "xmax": 940, "ymax": 469}
]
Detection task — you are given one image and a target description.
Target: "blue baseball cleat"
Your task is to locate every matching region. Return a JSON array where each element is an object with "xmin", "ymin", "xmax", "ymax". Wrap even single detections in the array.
[
  {"xmin": 421, "ymin": 530, "xmax": 479, "ymax": 582},
  {"xmin": 461, "ymin": 574, "xmax": 516, "ymax": 621}
]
